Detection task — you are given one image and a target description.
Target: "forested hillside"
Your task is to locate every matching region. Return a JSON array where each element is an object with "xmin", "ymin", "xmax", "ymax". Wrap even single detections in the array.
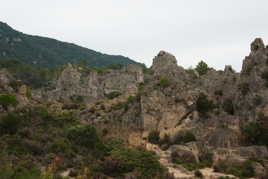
[{"xmin": 0, "ymin": 22, "xmax": 138, "ymax": 67}]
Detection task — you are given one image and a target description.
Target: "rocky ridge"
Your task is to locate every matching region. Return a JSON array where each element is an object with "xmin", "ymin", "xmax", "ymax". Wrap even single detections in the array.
[{"xmin": 1, "ymin": 38, "xmax": 268, "ymax": 178}]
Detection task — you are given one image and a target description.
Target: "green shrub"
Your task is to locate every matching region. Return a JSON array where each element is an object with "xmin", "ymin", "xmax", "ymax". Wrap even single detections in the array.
[
  {"xmin": 222, "ymin": 99, "xmax": 234, "ymax": 115},
  {"xmin": 242, "ymin": 117, "xmax": 268, "ymax": 146},
  {"xmin": 0, "ymin": 113, "xmax": 21, "ymax": 135},
  {"xmin": 126, "ymin": 95, "xmax": 135, "ymax": 103},
  {"xmin": 48, "ymin": 138, "xmax": 71, "ymax": 154},
  {"xmin": 215, "ymin": 160, "xmax": 255, "ymax": 178},
  {"xmin": 0, "ymin": 163, "xmax": 41, "ymax": 179},
  {"xmin": 0, "ymin": 60, "xmax": 57, "ymax": 89},
  {"xmin": 0, "ymin": 94, "xmax": 18, "ymax": 110},
  {"xmin": 30, "ymin": 106, "xmax": 53, "ymax": 121},
  {"xmin": 159, "ymin": 77, "xmax": 171, "ymax": 88},
  {"xmin": 148, "ymin": 131, "xmax": 160, "ymax": 144},
  {"xmin": 110, "ymin": 147, "xmax": 164, "ymax": 178},
  {"xmin": 199, "ymin": 152, "xmax": 213, "ymax": 168},
  {"xmin": 105, "ymin": 91, "xmax": 121, "ymax": 99},
  {"xmin": 171, "ymin": 152, "xmax": 197, "ymax": 171},
  {"xmin": 67, "ymin": 124, "xmax": 102, "ymax": 149},
  {"xmin": 96, "ymin": 156, "xmax": 126, "ymax": 177},
  {"xmin": 196, "ymin": 93, "xmax": 214, "ymax": 115},
  {"xmin": 9, "ymin": 80, "xmax": 24, "ymax": 91},
  {"xmin": 173, "ymin": 131, "xmax": 196, "ymax": 144},
  {"xmin": 195, "ymin": 61, "xmax": 210, "ymax": 76},
  {"xmin": 142, "ymin": 65, "xmax": 154, "ymax": 74},
  {"xmin": 105, "ymin": 138, "xmax": 125, "ymax": 152},
  {"xmin": 5, "ymin": 136, "xmax": 28, "ymax": 155},
  {"xmin": 137, "ymin": 83, "xmax": 145, "ymax": 94},
  {"xmin": 242, "ymin": 122, "xmax": 261, "ymax": 145}
]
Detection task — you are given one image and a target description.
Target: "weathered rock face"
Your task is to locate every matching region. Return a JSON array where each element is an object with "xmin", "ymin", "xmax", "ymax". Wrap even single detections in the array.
[
  {"xmin": 33, "ymin": 64, "xmax": 144, "ymax": 102},
  {"xmin": 152, "ymin": 51, "xmax": 178, "ymax": 75},
  {"xmin": 19, "ymin": 38, "xmax": 268, "ymax": 178},
  {"xmin": 30, "ymin": 39, "xmax": 268, "ymax": 149},
  {"xmin": 235, "ymin": 38, "xmax": 268, "ymax": 124},
  {"xmin": 151, "ymin": 50, "xmax": 188, "ymax": 82}
]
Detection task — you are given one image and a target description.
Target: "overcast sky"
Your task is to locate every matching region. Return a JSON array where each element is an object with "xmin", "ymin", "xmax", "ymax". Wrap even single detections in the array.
[{"xmin": 1, "ymin": 0, "xmax": 268, "ymax": 71}]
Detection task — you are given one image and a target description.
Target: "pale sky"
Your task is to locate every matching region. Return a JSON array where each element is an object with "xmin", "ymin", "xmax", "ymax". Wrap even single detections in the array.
[{"xmin": 1, "ymin": 0, "xmax": 268, "ymax": 71}]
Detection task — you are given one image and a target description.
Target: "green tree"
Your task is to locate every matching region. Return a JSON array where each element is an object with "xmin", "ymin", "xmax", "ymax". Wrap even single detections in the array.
[{"xmin": 195, "ymin": 61, "xmax": 210, "ymax": 76}]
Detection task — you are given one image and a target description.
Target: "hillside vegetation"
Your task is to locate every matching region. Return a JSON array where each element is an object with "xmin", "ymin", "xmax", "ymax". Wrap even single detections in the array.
[{"xmin": 0, "ymin": 22, "xmax": 138, "ymax": 68}]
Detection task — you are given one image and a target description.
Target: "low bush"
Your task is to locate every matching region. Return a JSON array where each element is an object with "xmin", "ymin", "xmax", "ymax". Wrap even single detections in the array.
[
  {"xmin": 196, "ymin": 93, "xmax": 214, "ymax": 115},
  {"xmin": 199, "ymin": 152, "xmax": 213, "ymax": 168},
  {"xmin": 222, "ymin": 98, "xmax": 234, "ymax": 115},
  {"xmin": 148, "ymin": 130, "xmax": 160, "ymax": 144},
  {"xmin": 109, "ymin": 147, "xmax": 164, "ymax": 178},
  {"xmin": 0, "ymin": 163, "xmax": 41, "ymax": 179},
  {"xmin": 242, "ymin": 115, "xmax": 268, "ymax": 146},
  {"xmin": 215, "ymin": 160, "xmax": 255, "ymax": 178},
  {"xmin": 171, "ymin": 153, "xmax": 197, "ymax": 171},
  {"xmin": 173, "ymin": 131, "xmax": 196, "ymax": 144},
  {"xmin": 171, "ymin": 150, "xmax": 212, "ymax": 171},
  {"xmin": 142, "ymin": 65, "xmax": 154, "ymax": 74},
  {"xmin": 0, "ymin": 94, "xmax": 18, "ymax": 110},
  {"xmin": 67, "ymin": 124, "xmax": 103, "ymax": 149},
  {"xmin": 105, "ymin": 91, "xmax": 121, "ymax": 99},
  {"xmin": 0, "ymin": 113, "xmax": 21, "ymax": 135},
  {"xmin": 159, "ymin": 76, "xmax": 171, "ymax": 88},
  {"xmin": 242, "ymin": 122, "xmax": 262, "ymax": 145},
  {"xmin": 9, "ymin": 80, "xmax": 24, "ymax": 91}
]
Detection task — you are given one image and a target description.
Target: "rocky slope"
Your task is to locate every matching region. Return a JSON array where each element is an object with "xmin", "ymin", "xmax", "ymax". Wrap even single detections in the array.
[{"xmin": 1, "ymin": 38, "xmax": 268, "ymax": 178}]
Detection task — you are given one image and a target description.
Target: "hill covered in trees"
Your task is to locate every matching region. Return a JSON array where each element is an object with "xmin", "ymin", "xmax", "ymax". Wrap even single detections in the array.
[{"xmin": 0, "ymin": 22, "xmax": 138, "ymax": 67}]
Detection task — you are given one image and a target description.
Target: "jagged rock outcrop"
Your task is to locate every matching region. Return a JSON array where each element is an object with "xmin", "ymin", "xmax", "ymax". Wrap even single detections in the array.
[
  {"xmin": 33, "ymin": 64, "xmax": 144, "ymax": 102},
  {"xmin": 151, "ymin": 50, "xmax": 188, "ymax": 82},
  {"xmin": 9, "ymin": 38, "xmax": 268, "ymax": 178}
]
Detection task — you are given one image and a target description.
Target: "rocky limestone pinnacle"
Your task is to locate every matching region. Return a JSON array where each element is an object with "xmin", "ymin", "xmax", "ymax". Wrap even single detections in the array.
[
  {"xmin": 251, "ymin": 38, "xmax": 265, "ymax": 52},
  {"xmin": 224, "ymin": 65, "xmax": 234, "ymax": 74},
  {"xmin": 152, "ymin": 51, "xmax": 177, "ymax": 68},
  {"xmin": 151, "ymin": 51, "xmax": 180, "ymax": 77}
]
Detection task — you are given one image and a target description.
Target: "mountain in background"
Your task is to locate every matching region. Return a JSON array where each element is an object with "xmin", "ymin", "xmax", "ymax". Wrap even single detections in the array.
[{"xmin": 0, "ymin": 22, "xmax": 139, "ymax": 67}]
